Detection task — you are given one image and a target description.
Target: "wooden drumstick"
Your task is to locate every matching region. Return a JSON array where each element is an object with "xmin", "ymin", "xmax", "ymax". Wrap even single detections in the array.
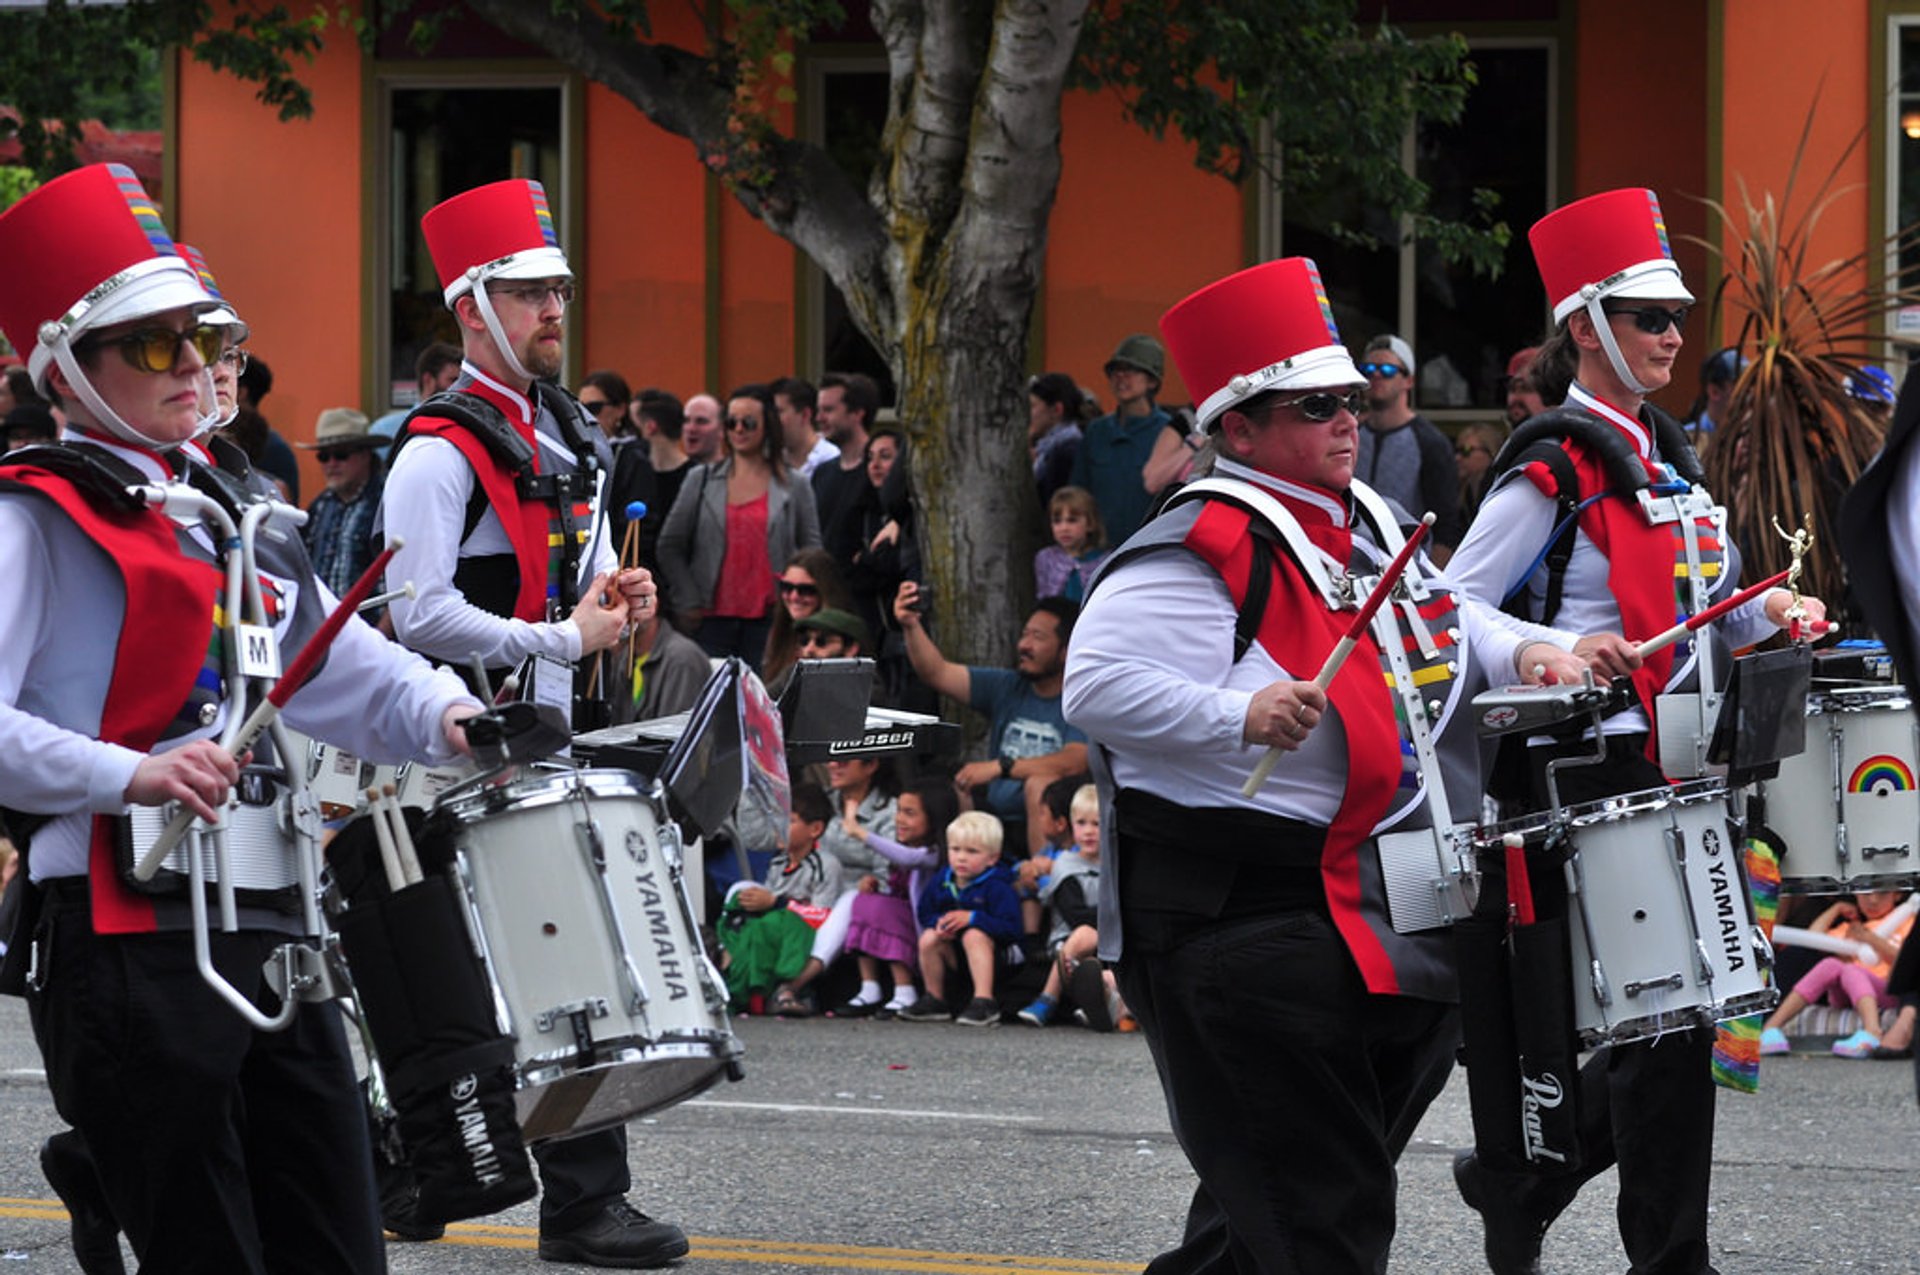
[
  {"xmin": 366, "ymin": 786, "xmax": 406, "ymax": 891},
  {"xmin": 1632, "ymin": 568, "xmax": 1794, "ymax": 660},
  {"xmin": 1241, "ymin": 513, "xmax": 1435, "ymax": 798},
  {"xmin": 382, "ymin": 782, "xmax": 423, "ymax": 885}
]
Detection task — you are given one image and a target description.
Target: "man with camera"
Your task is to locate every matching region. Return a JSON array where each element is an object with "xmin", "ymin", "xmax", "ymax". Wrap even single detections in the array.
[{"xmin": 893, "ymin": 582, "xmax": 1087, "ymax": 856}]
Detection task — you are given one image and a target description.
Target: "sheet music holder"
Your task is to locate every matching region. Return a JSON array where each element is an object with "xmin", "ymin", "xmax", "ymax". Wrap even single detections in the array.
[
  {"xmin": 1707, "ymin": 644, "xmax": 1812, "ymax": 782},
  {"xmin": 777, "ymin": 658, "xmax": 874, "ymax": 750}
]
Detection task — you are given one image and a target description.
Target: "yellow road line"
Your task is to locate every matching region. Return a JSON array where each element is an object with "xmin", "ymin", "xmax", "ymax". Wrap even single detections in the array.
[{"xmin": 3, "ymin": 1202, "xmax": 1143, "ymax": 1274}]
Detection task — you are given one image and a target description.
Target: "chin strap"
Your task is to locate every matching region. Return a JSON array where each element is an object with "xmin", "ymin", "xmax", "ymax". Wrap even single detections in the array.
[
  {"xmin": 469, "ymin": 285, "xmax": 534, "ymax": 384},
  {"xmin": 1583, "ymin": 292, "xmax": 1651, "ymax": 398}
]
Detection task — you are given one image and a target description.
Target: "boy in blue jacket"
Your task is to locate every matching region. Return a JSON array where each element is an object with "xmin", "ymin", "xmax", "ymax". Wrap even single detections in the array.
[{"xmin": 900, "ymin": 811, "xmax": 1023, "ymax": 1026}]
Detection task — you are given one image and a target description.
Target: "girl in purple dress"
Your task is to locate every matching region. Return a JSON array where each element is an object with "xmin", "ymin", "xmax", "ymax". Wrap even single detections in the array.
[{"xmin": 834, "ymin": 779, "xmax": 961, "ymax": 1018}]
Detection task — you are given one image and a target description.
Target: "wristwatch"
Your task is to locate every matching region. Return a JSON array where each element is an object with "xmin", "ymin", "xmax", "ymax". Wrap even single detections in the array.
[{"xmin": 998, "ymin": 756, "xmax": 1015, "ymax": 779}]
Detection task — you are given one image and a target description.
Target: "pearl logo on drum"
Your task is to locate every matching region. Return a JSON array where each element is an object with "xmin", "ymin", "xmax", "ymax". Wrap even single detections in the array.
[{"xmin": 1519, "ymin": 1072, "xmax": 1568, "ymax": 1165}]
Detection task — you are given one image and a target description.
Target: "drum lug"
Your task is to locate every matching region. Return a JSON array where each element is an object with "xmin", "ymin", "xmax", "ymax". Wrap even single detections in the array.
[
  {"xmin": 1860, "ymin": 842, "xmax": 1912, "ymax": 862},
  {"xmin": 1623, "ymin": 971, "xmax": 1685, "ymax": 998},
  {"xmin": 572, "ymin": 807, "xmax": 656, "ymax": 1022},
  {"xmin": 1751, "ymin": 924, "xmax": 1776, "ymax": 973},
  {"xmin": 263, "ymin": 941, "xmax": 339, "ymax": 1005},
  {"xmin": 536, "ymin": 997, "xmax": 611, "ymax": 1034},
  {"xmin": 1589, "ymin": 958, "xmax": 1612, "ymax": 1010}
]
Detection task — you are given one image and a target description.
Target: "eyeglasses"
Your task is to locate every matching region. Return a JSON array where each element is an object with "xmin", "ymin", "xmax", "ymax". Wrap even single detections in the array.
[
  {"xmin": 315, "ymin": 447, "xmax": 363, "ymax": 463},
  {"xmin": 84, "ymin": 323, "xmax": 225, "ymax": 375},
  {"xmin": 726, "ymin": 416, "xmax": 763, "ymax": 431},
  {"xmin": 218, "ymin": 347, "xmax": 250, "ymax": 374},
  {"xmin": 1604, "ymin": 304, "xmax": 1689, "ymax": 335},
  {"xmin": 1455, "ymin": 444, "xmax": 1491, "ymax": 459},
  {"xmin": 579, "ymin": 397, "xmax": 613, "ymax": 413},
  {"xmin": 1270, "ymin": 389, "xmax": 1366, "ymax": 422},
  {"xmin": 1356, "ymin": 362, "xmax": 1406, "ymax": 378},
  {"xmin": 799, "ymin": 632, "xmax": 842, "ymax": 649},
  {"xmin": 777, "ymin": 580, "xmax": 821, "ymax": 598},
  {"xmin": 488, "ymin": 281, "xmax": 575, "ymax": 307}
]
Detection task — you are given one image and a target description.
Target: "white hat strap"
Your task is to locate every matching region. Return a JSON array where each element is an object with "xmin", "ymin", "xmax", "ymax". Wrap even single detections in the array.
[{"xmin": 1584, "ymin": 295, "xmax": 1652, "ymax": 399}]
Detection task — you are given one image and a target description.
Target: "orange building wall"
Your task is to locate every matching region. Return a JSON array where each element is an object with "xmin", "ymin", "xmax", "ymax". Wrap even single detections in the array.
[
  {"xmin": 578, "ymin": 81, "xmax": 712, "ymax": 397},
  {"xmin": 174, "ymin": 28, "xmax": 366, "ymax": 502},
  {"xmin": 1047, "ymin": 87, "xmax": 1248, "ymax": 409},
  {"xmin": 1716, "ymin": 0, "xmax": 1873, "ymax": 333}
]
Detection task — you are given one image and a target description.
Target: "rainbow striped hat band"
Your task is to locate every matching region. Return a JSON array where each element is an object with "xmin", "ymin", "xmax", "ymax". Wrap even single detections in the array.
[
  {"xmin": 421, "ymin": 178, "xmax": 572, "ymax": 307},
  {"xmin": 0, "ymin": 163, "xmax": 216, "ymax": 392}
]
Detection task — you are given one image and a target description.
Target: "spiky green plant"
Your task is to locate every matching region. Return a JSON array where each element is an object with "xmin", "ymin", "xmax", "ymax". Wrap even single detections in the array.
[{"xmin": 1688, "ymin": 106, "xmax": 1920, "ymax": 616}]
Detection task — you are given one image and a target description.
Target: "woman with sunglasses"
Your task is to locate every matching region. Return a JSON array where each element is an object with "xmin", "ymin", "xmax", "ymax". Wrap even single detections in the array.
[
  {"xmin": 1065, "ymin": 258, "xmax": 1594, "ymax": 1274},
  {"xmin": 0, "ymin": 164, "xmax": 482, "ymax": 1273},
  {"xmin": 761, "ymin": 549, "xmax": 853, "ymax": 695},
  {"xmin": 659, "ymin": 381, "xmax": 823, "ymax": 671},
  {"xmin": 1446, "ymin": 189, "xmax": 1825, "ymax": 1275}
]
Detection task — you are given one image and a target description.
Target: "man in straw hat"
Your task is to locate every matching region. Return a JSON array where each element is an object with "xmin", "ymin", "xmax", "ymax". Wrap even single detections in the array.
[
  {"xmin": 1063, "ymin": 256, "xmax": 1606, "ymax": 1272},
  {"xmin": 1447, "ymin": 188, "xmax": 1826, "ymax": 1275},
  {"xmin": 301, "ymin": 407, "xmax": 388, "ymax": 600},
  {"xmin": 0, "ymin": 162, "xmax": 481, "ymax": 1272},
  {"xmin": 376, "ymin": 177, "xmax": 684, "ymax": 1268}
]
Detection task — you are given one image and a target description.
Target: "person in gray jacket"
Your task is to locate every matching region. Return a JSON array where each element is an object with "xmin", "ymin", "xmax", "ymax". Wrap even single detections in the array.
[{"xmin": 657, "ymin": 381, "xmax": 822, "ymax": 670}]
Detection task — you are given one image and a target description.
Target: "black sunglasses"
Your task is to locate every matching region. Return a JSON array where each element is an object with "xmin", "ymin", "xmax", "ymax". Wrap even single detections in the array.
[
  {"xmin": 579, "ymin": 397, "xmax": 613, "ymax": 412},
  {"xmin": 1604, "ymin": 304, "xmax": 1689, "ymax": 335},
  {"xmin": 726, "ymin": 415, "xmax": 763, "ymax": 430},
  {"xmin": 1270, "ymin": 389, "xmax": 1366, "ymax": 423},
  {"xmin": 315, "ymin": 447, "xmax": 364, "ymax": 463},
  {"xmin": 1356, "ymin": 361, "xmax": 1405, "ymax": 378},
  {"xmin": 84, "ymin": 323, "xmax": 224, "ymax": 375},
  {"xmin": 778, "ymin": 580, "xmax": 821, "ymax": 598}
]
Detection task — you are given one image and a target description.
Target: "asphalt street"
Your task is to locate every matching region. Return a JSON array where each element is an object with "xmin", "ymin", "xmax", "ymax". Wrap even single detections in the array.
[{"xmin": 3, "ymin": 996, "xmax": 1919, "ymax": 1273}]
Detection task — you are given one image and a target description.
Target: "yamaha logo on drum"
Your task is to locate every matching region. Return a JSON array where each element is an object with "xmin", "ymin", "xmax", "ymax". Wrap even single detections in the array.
[
  {"xmin": 626, "ymin": 828, "xmax": 649, "ymax": 864},
  {"xmin": 451, "ymin": 1074, "xmax": 478, "ymax": 1102},
  {"xmin": 1703, "ymin": 827, "xmax": 1722, "ymax": 858}
]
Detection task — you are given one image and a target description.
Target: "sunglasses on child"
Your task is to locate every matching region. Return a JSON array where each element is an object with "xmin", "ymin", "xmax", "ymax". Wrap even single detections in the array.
[
  {"xmin": 1604, "ymin": 304, "xmax": 1689, "ymax": 335},
  {"xmin": 83, "ymin": 323, "xmax": 225, "ymax": 375},
  {"xmin": 1268, "ymin": 389, "xmax": 1366, "ymax": 423}
]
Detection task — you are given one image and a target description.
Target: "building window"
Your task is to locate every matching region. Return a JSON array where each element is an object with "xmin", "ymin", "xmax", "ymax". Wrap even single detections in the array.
[
  {"xmin": 1891, "ymin": 19, "xmax": 1920, "ymax": 336},
  {"xmin": 373, "ymin": 79, "xmax": 567, "ymax": 410},
  {"xmin": 799, "ymin": 56, "xmax": 896, "ymax": 404},
  {"xmin": 1264, "ymin": 39, "xmax": 1556, "ymax": 419}
]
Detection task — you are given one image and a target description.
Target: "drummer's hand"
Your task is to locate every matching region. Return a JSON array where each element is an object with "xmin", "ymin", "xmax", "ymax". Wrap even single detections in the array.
[
  {"xmin": 441, "ymin": 704, "xmax": 481, "ymax": 757},
  {"xmin": 570, "ymin": 572, "xmax": 630, "ymax": 654},
  {"xmin": 1765, "ymin": 589, "xmax": 1828, "ymax": 632},
  {"xmin": 1243, "ymin": 680, "xmax": 1326, "ymax": 751},
  {"xmin": 126, "ymin": 740, "xmax": 240, "ymax": 824},
  {"xmin": 614, "ymin": 567, "xmax": 657, "ymax": 610},
  {"xmin": 1518, "ymin": 642, "xmax": 1589, "ymax": 686},
  {"xmin": 1572, "ymin": 633, "xmax": 1642, "ymax": 681}
]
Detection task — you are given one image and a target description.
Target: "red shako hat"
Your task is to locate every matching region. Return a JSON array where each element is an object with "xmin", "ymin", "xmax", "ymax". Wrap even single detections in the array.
[
  {"xmin": 0, "ymin": 163, "xmax": 215, "ymax": 394},
  {"xmin": 1529, "ymin": 188, "xmax": 1693, "ymax": 324},
  {"xmin": 422, "ymin": 178, "xmax": 570, "ymax": 307},
  {"xmin": 1159, "ymin": 258, "xmax": 1362, "ymax": 430}
]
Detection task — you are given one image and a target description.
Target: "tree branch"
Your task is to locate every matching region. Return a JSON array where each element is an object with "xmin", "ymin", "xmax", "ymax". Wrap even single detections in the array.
[{"xmin": 885, "ymin": 0, "xmax": 984, "ymax": 244}]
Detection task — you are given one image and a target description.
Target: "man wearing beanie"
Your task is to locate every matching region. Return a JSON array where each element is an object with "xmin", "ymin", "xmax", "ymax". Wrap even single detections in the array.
[{"xmin": 1354, "ymin": 333, "xmax": 1463, "ymax": 553}]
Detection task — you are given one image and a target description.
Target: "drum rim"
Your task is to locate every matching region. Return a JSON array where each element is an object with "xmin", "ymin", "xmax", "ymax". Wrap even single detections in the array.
[{"xmin": 443, "ymin": 765, "xmax": 656, "ymax": 819}]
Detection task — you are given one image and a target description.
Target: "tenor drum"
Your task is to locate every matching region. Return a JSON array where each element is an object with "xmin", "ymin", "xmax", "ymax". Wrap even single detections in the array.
[
  {"xmin": 1482, "ymin": 781, "xmax": 1775, "ymax": 1049},
  {"xmin": 440, "ymin": 768, "xmax": 741, "ymax": 1142},
  {"xmin": 1766, "ymin": 685, "xmax": 1920, "ymax": 895}
]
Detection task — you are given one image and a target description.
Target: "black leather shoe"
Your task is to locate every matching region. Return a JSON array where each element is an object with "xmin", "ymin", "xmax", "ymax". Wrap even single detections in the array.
[
  {"xmin": 1452, "ymin": 1150, "xmax": 1546, "ymax": 1275},
  {"xmin": 538, "ymin": 1201, "xmax": 690, "ymax": 1268},
  {"xmin": 39, "ymin": 1132, "xmax": 125, "ymax": 1275}
]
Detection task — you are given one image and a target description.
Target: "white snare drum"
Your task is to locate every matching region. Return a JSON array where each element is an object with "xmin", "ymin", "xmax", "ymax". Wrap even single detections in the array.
[
  {"xmin": 440, "ymin": 768, "xmax": 740, "ymax": 1142},
  {"xmin": 1486, "ymin": 781, "xmax": 1775, "ymax": 1049},
  {"xmin": 1766, "ymin": 685, "xmax": 1920, "ymax": 894}
]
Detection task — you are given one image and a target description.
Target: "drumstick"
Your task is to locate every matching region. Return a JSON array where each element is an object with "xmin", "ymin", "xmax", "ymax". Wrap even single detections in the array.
[
  {"xmin": 1632, "ymin": 568, "xmax": 1794, "ymax": 659},
  {"xmin": 366, "ymin": 786, "xmax": 406, "ymax": 891},
  {"xmin": 1241, "ymin": 513, "xmax": 1435, "ymax": 797},
  {"xmin": 357, "ymin": 581, "xmax": 415, "ymax": 614},
  {"xmin": 382, "ymin": 782, "xmax": 423, "ymax": 885},
  {"xmin": 135, "ymin": 539, "xmax": 407, "ymax": 881}
]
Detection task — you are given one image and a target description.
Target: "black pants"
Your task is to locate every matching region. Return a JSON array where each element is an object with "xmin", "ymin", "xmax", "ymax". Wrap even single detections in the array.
[
  {"xmin": 1118, "ymin": 907, "xmax": 1456, "ymax": 1274},
  {"xmin": 534, "ymin": 1126, "xmax": 631, "ymax": 1230},
  {"xmin": 1481, "ymin": 736, "xmax": 1720, "ymax": 1274},
  {"xmin": 25, "ymin": 896, "xmax": 383, "ymax": 1274}
]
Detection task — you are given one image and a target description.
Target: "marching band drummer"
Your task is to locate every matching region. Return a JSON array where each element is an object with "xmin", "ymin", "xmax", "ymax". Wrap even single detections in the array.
[
  {"xmin": 1446, "ymin": 188, "xmax": 1827, "ymax": 1275},
  {"xmin": 1063, "ymin": 258, "xmax": 1597, "ymax": 1274},
  {"xmin": 377, "ymin": 178, "xmax": 688, "ymax": 1269},
  {"xmin": 0, "ymin": 164, "xmax": 482, "ymax": 1272}
]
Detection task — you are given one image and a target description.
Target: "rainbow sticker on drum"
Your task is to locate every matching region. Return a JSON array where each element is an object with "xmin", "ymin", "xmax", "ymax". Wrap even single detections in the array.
[{"xmin": 1848, "ymin": 755, "xmax": 1915, "ymax": 796}]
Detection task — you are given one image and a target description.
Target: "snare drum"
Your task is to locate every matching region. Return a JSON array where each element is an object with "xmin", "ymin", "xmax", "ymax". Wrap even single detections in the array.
[
  {"xmin": 1484, "ymin": 781, "xmax": 1775, "ymax": 1048},
  {"xmin": 1766, "ymin": 685, "xmax": 1920, "ymax": 894},
  {"xmin": 439, "ymin": 768, "xmax": 741, "ymax": 1142}
]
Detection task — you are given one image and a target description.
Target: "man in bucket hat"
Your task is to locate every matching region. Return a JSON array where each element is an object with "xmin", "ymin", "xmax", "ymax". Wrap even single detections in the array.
[
  {"xmin": 376, "ymin": 177, "xmax": 685, "ymax": 1268},
  {"xmin": 1070, "ymin": 331, "xmax": 1177, "ymax": 542},
  {"xmin": 0, "ymin": 162, "xmax": 480, "ymax": 1273},
  {"xmin": 1064, "ymin": 256, "xmax": 1599, "ymax": 1272}
]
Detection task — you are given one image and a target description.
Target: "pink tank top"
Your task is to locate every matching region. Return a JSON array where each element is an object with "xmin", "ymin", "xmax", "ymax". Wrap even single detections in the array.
[{"xmin": 711, "ymin": 492, "xmax": 774, "ymax": 618}]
